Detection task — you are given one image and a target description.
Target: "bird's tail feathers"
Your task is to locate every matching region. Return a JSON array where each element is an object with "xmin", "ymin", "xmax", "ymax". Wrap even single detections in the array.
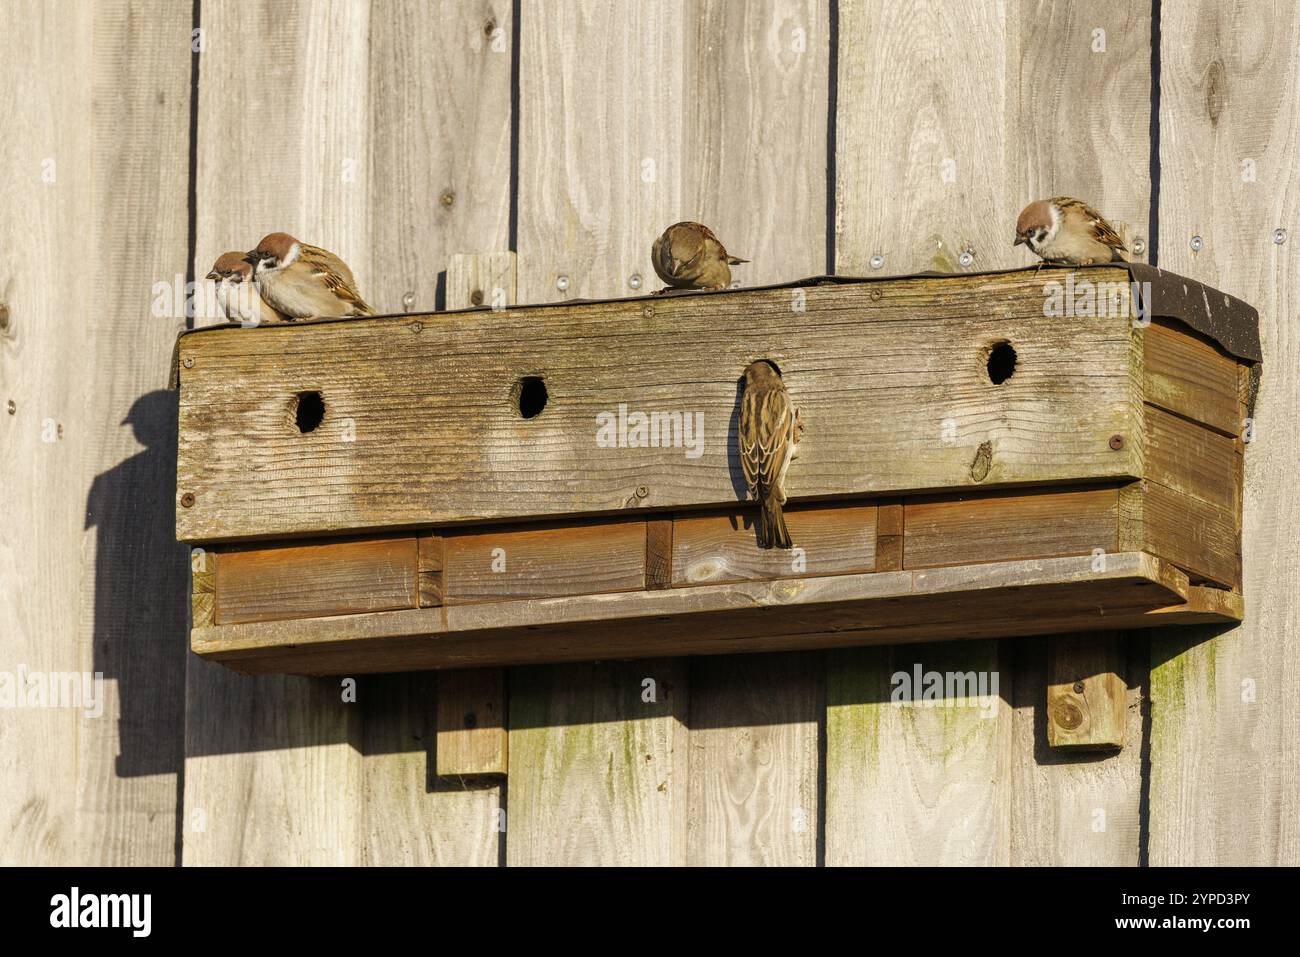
[
  {"xmin": 1115, "ymin": 222, "xmax": 1135, "ymax": 262},
  {"xmin": 727, "ymin": 256, "xmax": 750, "ymax": 265},
  {"xmin": 760, "ymin": 496, "xmax": 792, "ymax": 549}
]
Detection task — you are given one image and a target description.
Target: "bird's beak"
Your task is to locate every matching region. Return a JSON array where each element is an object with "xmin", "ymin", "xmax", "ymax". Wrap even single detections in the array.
[
  {"xmin": 1013, "ymin": 235, "xmax": 1026, "ymax": 247},
  {"xmin": 205, "ymin": 270, "xmax": 219, "ymax": 280}
]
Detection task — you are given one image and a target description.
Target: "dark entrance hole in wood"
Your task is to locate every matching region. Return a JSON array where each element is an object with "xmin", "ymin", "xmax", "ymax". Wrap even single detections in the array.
[
  {"xmin": 986, "ymin": 341, "xmax": 1017, "ymax": 384},
  {"xmin": 514, "ymin": 376, "xmax": 548, "ymax": 419},
  {"xmin": 293, "ymin": 391, "xmax": 325, "ymax": 433}
]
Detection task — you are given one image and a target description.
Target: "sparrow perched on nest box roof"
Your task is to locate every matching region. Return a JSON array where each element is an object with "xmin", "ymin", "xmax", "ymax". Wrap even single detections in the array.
[
  {"xmin": 207, "ymin": 251, "xmax": 288, "ymax": 327},
  {"xmin": 1014, "ymin": 197, "xmax": 1132, "ymax": 265},
  {"xmin": 246, "ymin": 232, "xmax": 375, "ymax": 319},
  {"xmin": 739, "ymin": 360, "xmax": 803, "ymax": 550},
  {"xmin": 652, "ymin": 221, "xmax": 748, "ymax": 291}
]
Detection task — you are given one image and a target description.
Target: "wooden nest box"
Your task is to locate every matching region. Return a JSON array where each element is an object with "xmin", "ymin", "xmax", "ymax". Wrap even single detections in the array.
[{"xmin": 174, "ymin": 265, "xmax": 1259, "ymax": 675}]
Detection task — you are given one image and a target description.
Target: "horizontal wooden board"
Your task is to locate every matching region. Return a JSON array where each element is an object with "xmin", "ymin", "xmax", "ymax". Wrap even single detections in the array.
[
  {"xmin": 1144, "ymin": 403, "xmax": 1240, "ymax": 512},
  {"xmin": 904, "ymin": 486, "xmax": 1118, "ymax": 568},
  {"xmin": 1143, "ymin": 319, "xmax": 1244, "ymax": 436},
  {"xmin": 190, "ymin": 552, "xmax": 1241, "ymax": 675},
  {"xmin": 175, "ymin": 269, "xmax": 1144, "ymax": 541},
  {"xmin": 442, "ymin": 520, "xmax": 646, "ymax": 603},
  {"xmin": 1128, "ymin": 480, "xmax": 1239, "ymax": 589},
  {"xmin": 671, "ymin": 504, "xmax": 876, "ymax": 585},
  {"xmin": 214, "ymin": 536, "xmax": 418, "ymax": 625}
]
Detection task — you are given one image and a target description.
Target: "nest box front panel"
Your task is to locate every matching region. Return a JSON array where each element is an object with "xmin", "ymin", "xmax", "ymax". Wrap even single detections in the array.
[{"xmin": 175, "ymin": 269, "xmax": 1143, "ymax": 543}]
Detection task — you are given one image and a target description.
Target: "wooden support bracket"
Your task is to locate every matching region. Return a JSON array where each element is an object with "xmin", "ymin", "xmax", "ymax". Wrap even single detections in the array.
[{"xmin": 1046, "ymin": 633, "xmax": 1128, "ymax": 749}]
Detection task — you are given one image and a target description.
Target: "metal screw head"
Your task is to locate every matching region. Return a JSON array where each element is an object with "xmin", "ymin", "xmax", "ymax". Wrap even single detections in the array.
[
  {"xmin": 635, "ymin": 484, "xmax": 649, "ymax": 499},
  {"xmin": 869, "ymin": 288, "xmax": 882, "ymax": 301},
  {"xmin": 440, "ymin": 191, "xmax": 455, "ymax": 207},
  {"xmin": 641, "ymin": 305, "xmax": 654, "ymax": 318},
  {"xmin": 470, "ymin": 289, "xmax": 485, "ymax": 306},
  {"xmin": 6, "ymin": 399, "xmax": 15, "ymax": 415},
  {"xmin": 958, "ymin": 250, "xmax": 974, "ymax": 268},
  {"xmin": 1073, "ymin": 680, "xmax": 1086, "ymax": 694},
  {"xmin": 1132, "ymin": 237, "xmax": 1147, "ymax": 256},
  {"xmin": 409, "ymin": 320, "xmax": 423, "ymax": 333},
  {"xmin": 1190, "ymin": 234, "xmax": 1203, "ymax": 252},
  {"xmin": 1109, "ymin": 434, "xmax": 1125, "ymax": 450},
  {"xmin": 869, "ymin": 254, "xmax": 885, "ymax": 270},
  {"xmin": 1274, "ymin": 227, "xmax": 1288, "ymax": 245},
  {"xmin": 401, "ymin": 291, "xmax": 415, "ymax": 311},
  {"xmin": 180, "ymin": 492, "xmax": 196, "ymax": 508},
  {"xmin": 628, "ymin": 273, "xmax": 642, "ymax": 290},
  {"xmin": 555, "ymin": 275, "xmax": 569, "ymax": 293},
  {"xmin": 182, "ymin": 357, "xmax": 194, "ymax": 369}
]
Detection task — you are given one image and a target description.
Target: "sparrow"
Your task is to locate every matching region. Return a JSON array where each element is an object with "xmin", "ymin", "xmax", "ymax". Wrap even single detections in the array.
[
  {"xmin": 206, "ymin": 251, "xmax": 288, "ymax": 326},
  {"xmin": 1014, "ymin": 197, "xmax": 1131, "ymax": 265},
  {"xmin": 246, "ymin": 232, "xmax": 375, "ymax": 319},
  {"xmin": 651, "ymin": 221, "xmax": 748, "ymax": 291},
  {"xmin": 739, "ymin": 360, "xmax": 803, "ymax": 549}
]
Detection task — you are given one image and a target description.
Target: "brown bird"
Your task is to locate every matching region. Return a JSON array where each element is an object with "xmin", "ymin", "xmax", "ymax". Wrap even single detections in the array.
[
  {"xmin": 246, "ymin": 232, "xmax": 375, "ymax": 319},
  {"xmin": 739, "ymin": 360, "xmax": 802, "ymax": 549},
  {"xmin": 207, "ymin": 251, "xmax": 288, "ymax": 326},
  {"xmin": 1014, "ymin": 197, "xmax": 1131, "ymax": 265},
  {"xmin": 652, "ymin": 221, "xmax": 748, "ymax": 291}
]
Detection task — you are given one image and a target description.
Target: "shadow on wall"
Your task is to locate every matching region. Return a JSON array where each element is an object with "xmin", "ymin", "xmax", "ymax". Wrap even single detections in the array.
[{"xmin": 86, "ymin": 389, "xmax": 188, "ymax": 777}]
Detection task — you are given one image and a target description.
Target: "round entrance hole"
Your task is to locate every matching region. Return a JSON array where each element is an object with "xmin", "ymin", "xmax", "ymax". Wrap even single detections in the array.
[
  {"xmin": 293, "ymin": 391, "xmax": 325, "ymax": 433},
  {"xmin": 986, "ymin": 341, "xmax": 1017, "ymax": 385},
  {"xmin": 514, "ymin": 376, "xmax": 548, "ymax": 419}
]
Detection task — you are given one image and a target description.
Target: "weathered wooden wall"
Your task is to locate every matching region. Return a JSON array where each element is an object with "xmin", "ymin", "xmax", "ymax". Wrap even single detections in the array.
[{"xmin": 1, "ymin": 0, "xmax": 1294, "ymax": 866}]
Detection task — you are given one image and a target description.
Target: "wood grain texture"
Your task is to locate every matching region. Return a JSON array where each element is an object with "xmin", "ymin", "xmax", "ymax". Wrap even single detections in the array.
[
  {"xmin": 1010, "ymin": 633, "xmax": 1143, "ymax": 865},
  {"xmin": 1148, "ymin": 0, "xmax": 1300, "ymax": 866},
  {"xmin": 436, "ymin": 668, "xmax": 507, "ymax": 777},
  {"xmin": 191, "ymin": 552, "xmax": 1221, "ymax": 673},
  {"xmin": 0, "ymin": 0, "xmax": 94, "ymax": 867},
  {"xmin": 837, "ymin": 0, "xmax": 1015, "ymax": 274},
  {"xmin": 517, "ymin": 0, "xmax": 828, "ymax": 303},
  {"xmin": 672, "ymin": 504, "xmax": 876, "ymax": 585},
  {"xmin": 0, "ymin": 0, "xmax": 191, "ymax": 866},
  {"xmin": 507, "ymin": 661, "xmax": 690, "ymax": 865},
  {"xmin": 215, "ymin": 536, "xmax": 419, "ymax": 624},
  {"xmin": 1144, "ymin": 319, "xmax": 1244, "ymax": 436},
  {"xmin": 1046, "ymin": 634, "xmax": 1127, "ymax": 748},
  {"xmin": 904, "ymin": 486, "xmax": 1119, "ymax": 569},
  {"xmin": 826, "ymin": 641, "xmax": 1011, "ymax": 864},
  {"xmin": 686, "ymin": 653, "xmax": 820, "ymax": 865},
  {"xmin": 443, "ymin": 521, "xmax": 647, "ymax": 603},
  {"xmin": 175, "ymin": 271, "xmax": 1145, "ymax": 541},
  {"xmin": 1145, "ymin": 403, "xmax": 1241, "ymax": 513}
]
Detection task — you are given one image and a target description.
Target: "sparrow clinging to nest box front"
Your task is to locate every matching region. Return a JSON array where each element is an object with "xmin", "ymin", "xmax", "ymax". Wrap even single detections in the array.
[{"xmin": 739, "ymin": 360, "xmax": 803, "ymax": 550}]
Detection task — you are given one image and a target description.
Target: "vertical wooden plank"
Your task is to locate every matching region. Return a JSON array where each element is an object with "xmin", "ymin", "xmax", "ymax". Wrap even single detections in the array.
[
  {"xmin": 360, "ymin": 4, "xmax": 515, "ymax": 861},
  {"xmin": 1008, "ymin": 0, "xmax": 1152, "ymax": 866},
  {"xmin": 836, "ymin": 0, "xmax": 1018, "ymax": 275},
  {"xmin": 0, "ymin": 0, "xmax": 94, "ymax": 866},
  {"xmin": 826, "ymin": 642, "xmax": 1011, "ymax": 865},
  {"xmin": 686, "ymin": 653, "xmax": 820, "ymax": 866},
  {"xmin": 507, "ymin": 661, "xmax": 690, "ymax": 866},
  {"xmin": 1149, "ymin": 0, "xmax": 1300, "ymax": 865},
  {"xmin": 513, "ymin": 0, "xmax": 828, "ymax": 867},
  {"xmin": 433, "ymin": 252, "xmax": 516, "ymax": 779},
  {"xmin": 360, "ymin": 673, "xmax": 499, "ymax": 866},
  {"xmin": 78, "ymin": 0, "xmax": 192, "ymax": 867},
  {"xmin": 183, "ymin": 0, "xmax": 372, "ymax": 865},
  {"xmin": 1010, "ymin": 635, "xmax": 1143, "ymax": 866}
]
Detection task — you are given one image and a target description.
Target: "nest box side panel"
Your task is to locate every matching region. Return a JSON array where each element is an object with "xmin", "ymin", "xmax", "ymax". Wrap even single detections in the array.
[{"xmin": 174, "ymin": 268, "xmax": 1144, "ymax": 542}]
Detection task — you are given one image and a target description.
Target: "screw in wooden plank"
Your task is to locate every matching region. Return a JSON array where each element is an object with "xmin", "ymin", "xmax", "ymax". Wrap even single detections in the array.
[
  {"xmin": 6, "ymin": 399, "xmax": 15, "ymax": 415},
  {"xmin": 440, "ymin": 191, "xmax": 455, "ymax": 207},
  {"xmin": 183, "ymin": 357, "xmax": 194, "ymax": 369},
  {"xmin": 1274, "ymin": 228, "xmax": 1288, "ymax": 245},
  {"xmin": 1109, "ymin": 434, "xmax": 1125, "ymax": 450},
  {"xmin": 180, "ymin": 492, "xmax": 196, "ymax": 508},
  {"xmin": 1190, "ymin": 235, "xmax": 1203, "ymax": 252},
  {"xmin": 1073, "ymin": 680, "xmax": 1085, "ymax": 694},
  {"xmin": 636, "ymin": 485, "xmax": 650, "ymax": 499}
]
